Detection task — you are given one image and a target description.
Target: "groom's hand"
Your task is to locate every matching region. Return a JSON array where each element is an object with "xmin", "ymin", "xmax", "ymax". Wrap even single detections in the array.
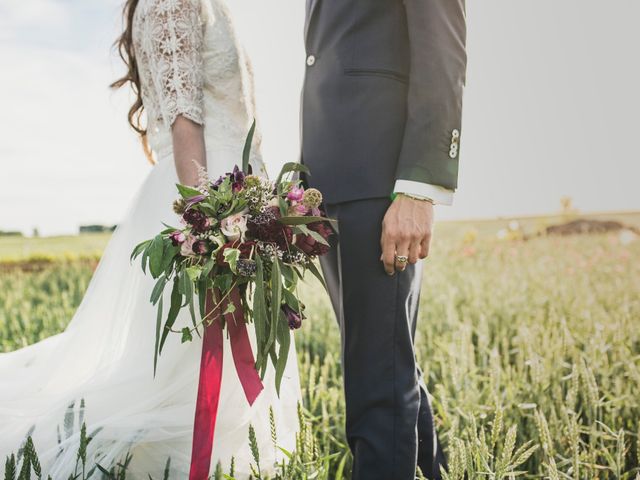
[{"xmin": 380, "ymin": 194, "xmax": 434, "ymax": 275}]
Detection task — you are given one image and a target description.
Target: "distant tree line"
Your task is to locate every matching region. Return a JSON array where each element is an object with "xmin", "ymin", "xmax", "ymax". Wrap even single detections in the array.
[
  {"xmin": 0, "ymin": 230, "xmax": 23, "ymax": 237},
  {"xmin": 79, "ymin": 224, "xmax": 117, "ymax": 234},
  {"xmin": 0, "ymin": 226, "xmax": 117, "ymax": 237}
]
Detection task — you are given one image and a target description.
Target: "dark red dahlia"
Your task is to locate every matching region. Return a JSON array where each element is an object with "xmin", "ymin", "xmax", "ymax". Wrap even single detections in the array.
[
  {"xmin": 183, "ymin": 209, "xmax": 211, "ymax": 233},
  {"xmin": 246, "ymin": 206, "xmax": 293, "ymax": 250},
  {"xmin": 295, "ymin": 221, "xmax": 332, "ymax": 256}
]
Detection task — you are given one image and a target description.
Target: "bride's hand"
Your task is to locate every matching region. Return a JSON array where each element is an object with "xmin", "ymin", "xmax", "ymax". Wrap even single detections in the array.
[
  {"xmin": 171, "ymin": 115, "xmax": 207, "ymax": 187},
  {"xmin": 380, "ymin": 194, "xmax": 434, "ymax": 275}
]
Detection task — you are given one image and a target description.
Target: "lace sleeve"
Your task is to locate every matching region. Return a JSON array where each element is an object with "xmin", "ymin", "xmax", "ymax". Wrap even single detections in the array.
[{"xmin": 147, "ymin": 0, "xmax": 205, "ymax": 129}]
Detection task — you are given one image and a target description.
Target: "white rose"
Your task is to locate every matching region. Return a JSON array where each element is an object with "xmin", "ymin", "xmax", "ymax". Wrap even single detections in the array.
[
  {"xmin": 180, "ymin": 234, "xmax": 197, "ymax": 256},
  {"xmin": 220, "ymin": 212, "xmax": 248, "ymax": 241}
]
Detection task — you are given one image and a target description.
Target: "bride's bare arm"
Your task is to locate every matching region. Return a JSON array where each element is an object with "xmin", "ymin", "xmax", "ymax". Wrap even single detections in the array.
[{"xmin": 171, "ymin": 116, "xmax": 206, "ymax": 187}]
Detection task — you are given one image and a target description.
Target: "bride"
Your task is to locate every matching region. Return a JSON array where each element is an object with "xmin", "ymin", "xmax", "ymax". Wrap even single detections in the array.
[{"xmin": 0, "ymin": 0, "xmax": 301, "ymax": 477}]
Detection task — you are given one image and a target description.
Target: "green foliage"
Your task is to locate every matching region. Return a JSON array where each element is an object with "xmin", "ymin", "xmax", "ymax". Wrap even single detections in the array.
[
  {"xmin": 242, "ymin": 119, "xmax": 256, "ymax": 174},
  {"xmin": 2, "ymin": 230, "xmax": 640, "ymax": 478},
  {"xmin": 275, "ymin": 162, "xmax": 310, "ymax": 187}
]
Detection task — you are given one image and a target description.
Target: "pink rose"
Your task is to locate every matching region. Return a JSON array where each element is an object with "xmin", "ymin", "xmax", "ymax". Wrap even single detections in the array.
[
  {"xmin": 288, "ymin": 203, "xmax": 308, "ymax": 216},
  {"xmin": 220, "ymin": 212, "xmax": 248, "ymax": 241},
  {"xmin": 287, "ymin": 186, "xmax": 304, "ymax": 202},
  {"xmin": 180, "ymin": 234, "xmax": 197, "ymax": 256}
]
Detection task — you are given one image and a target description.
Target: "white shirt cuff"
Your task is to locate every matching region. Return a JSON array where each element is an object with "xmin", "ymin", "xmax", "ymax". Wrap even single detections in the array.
[{"xmin": 393, "ymin": 180, "xmax": 455, "ymax": 206}]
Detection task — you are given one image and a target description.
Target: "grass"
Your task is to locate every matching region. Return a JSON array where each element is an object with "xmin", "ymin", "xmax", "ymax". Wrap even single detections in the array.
[
  {"xmin": 1, "ymin": 212, "xmax": 639, "ymax": 479},
  {"xmin": 0, "ymin": 233, "xmax": 109, "ymax": 262}
]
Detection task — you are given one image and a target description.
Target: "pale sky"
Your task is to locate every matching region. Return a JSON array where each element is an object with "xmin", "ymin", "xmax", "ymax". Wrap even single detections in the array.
[{"xmin": 0, "ymin": 0, "xmax": 639, "ymax": 235}]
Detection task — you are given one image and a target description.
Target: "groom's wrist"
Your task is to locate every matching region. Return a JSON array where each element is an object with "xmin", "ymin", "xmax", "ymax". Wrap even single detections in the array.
[
  {"xmin": 392, "ymin": 192, "xmax": 434, "ymax": 204},
  {"xmin": 393, "ymin": 179, "xmax": 455, "ymax": 206}
]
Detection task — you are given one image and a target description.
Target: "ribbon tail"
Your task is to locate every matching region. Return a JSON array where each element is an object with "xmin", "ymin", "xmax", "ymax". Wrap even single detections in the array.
[
  {"xmin": 189, "ymin": 291, "xmax": 224, "ymax": 480},
  {"xmin": 226, "ymin": 288, "xmax": 264, "ymax": 405}
]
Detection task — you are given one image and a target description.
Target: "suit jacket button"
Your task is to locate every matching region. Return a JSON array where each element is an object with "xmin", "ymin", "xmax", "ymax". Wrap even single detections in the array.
[
  {"xmin": 451, "ymin": 129, "xmax": 460, "ymax": 139},
  {"xmin": 306, "ymin": 55, "xmax": 316, "ymax": 66}
]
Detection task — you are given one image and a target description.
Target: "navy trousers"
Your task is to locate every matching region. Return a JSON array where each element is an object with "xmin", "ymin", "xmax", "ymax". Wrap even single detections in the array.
[{"xmin": 319, "ymin": 198, "xmax": 447, "ymax": 480}]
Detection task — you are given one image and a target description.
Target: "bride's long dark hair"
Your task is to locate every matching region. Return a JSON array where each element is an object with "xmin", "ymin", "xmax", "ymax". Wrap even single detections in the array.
[{"xmin": 110, "ymin": 0, "xmax": 155, "ymax": 164}]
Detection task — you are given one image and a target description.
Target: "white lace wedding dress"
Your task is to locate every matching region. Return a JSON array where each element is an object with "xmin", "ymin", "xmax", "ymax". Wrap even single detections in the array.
[{"xmin": 0, "ymin": 0, "xmax": 301, "ymax": 477}]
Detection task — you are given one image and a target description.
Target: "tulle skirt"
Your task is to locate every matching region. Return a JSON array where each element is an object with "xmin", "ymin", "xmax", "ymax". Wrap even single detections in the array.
[{"xmin": 0, "ymin": 153, "xmax": 301, "ymax": 479}]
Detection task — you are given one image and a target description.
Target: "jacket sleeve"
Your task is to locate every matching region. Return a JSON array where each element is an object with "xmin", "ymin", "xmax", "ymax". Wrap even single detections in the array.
[{"xmin": 395, "ymin": 0, "xmax": 467, "ymax": 190}]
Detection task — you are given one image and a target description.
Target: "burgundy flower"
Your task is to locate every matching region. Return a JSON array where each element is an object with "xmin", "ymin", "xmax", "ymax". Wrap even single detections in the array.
[
  {"xmin": 183, "ymin": 209, "xmax": 211, "ymax": 233},
  {"xmin": 231, "ymin": 165, "xmax": 245, "ymax": 192},
  {"xmin": 282, "ymin": 304, "xmax": 304, "ymax": 330},
  {"xmin": 169, "ymin": 230, "xmax": 186, "ymax": 246},
  {"xmin": 295, "ymin": 221, "xmax": 332, "ymax": 256},
  {"xmin": 212, "ymin": 166, "xmax": 245, "ymax": 192},
  {"xmin": 192, "ymin": 239, "xmax": 210, "ymax": 255},
  {"xmin": 246, "ymin": 206, "xmax": 293, "ymax": 250}
]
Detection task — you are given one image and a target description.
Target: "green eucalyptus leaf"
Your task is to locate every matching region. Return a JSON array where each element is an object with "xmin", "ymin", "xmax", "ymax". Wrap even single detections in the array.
[
  {"xmin": 282, "ymin": 289, "xmax": 301, "ymax": 311},
  {"xmin": 141, "ymin": 243, "xmax": 151, "ymax": 274},
  {"xmin": 276, "ymin": 162, "xmax": 310, "ymax": 185},
  {"xmin": 274, "ymin": 310, "xmax": 291, "ymax": 396},
  {"xmin": 253, "ymin": 256, "xmax": 268, "ymax": 373},
  {"xmin": 293, "ymin": 224, "xmax": 311, "ymax": 235},
  {"xmin": 161, "ymin": 241, "xmax": 179, "ymax": 274},
  {"xmin": 188, "ymin": 294, "xmax": 199, "ymax": 337},
  {"xmin": 278, "ymin": 216, "xmax": 333, "ymax": 226},
  {"xmin": 130, "ymin": 239, "xmax": 151, "ymax": 263},
  {"xmin": 307, "ymin": 228, "xmax": 330, "ymax": 246},
  {"xmin": 153, "ymin": 295, "xmax": 163, "ymax": 377},
  {"xmin": 197, "ymin": 278, "xmax": 208, "ymax": 319},
  {"xmin": 266, "ymin": 259, "xmax": 282, "ymax": 354},
  {"xmin": 202, "ymin": 257, "xmax": 216, "ymax": 278},
  {"xmin": 279, "ymin": 260, "xmax": 296, "ymax": 289},
  {"xmin": 148, "ymin": 234, "xmax": 165, "ymax": 278},
  {"xmin": 278, "ymin": 197, "xmax": 288, "ymax": 217},
  {"xmin": 179, "ymin": 270, "xmax": 199, "ymax": 333},
  {"xmin": 159, "ymin": 277, "xmax": 182, "ymax": 354},
  {"xmin": 150, "ymin": 276, "xmax": 167, "ymax": 305},
  {"xmin": 306, "ymin": 260, "xmax": 327, "ymax": 291},
  {"xmin": 176, "ymin": 184, "xmax": 203, "ymax": 199},
  {"xmin": 179, "ymin": 269, "xmax": 194, "ymax": 308},
  {"xmin": 242, "ymin": 119, "xmax": 256, "ymax": 174},
  {"xmin": 268, "ymin": 342, "xmax": 277, "ymax": 370}
]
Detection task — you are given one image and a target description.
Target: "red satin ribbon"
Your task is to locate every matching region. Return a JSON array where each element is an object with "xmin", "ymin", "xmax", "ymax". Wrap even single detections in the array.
[{"xmin": 188, "ymin": 288, "xmax": 264, "ymax": 480}]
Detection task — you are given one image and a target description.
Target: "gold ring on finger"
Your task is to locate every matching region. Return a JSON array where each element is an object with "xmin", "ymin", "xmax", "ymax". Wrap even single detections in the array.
[{"xmin": 395, "ymin": 254, "xmax": 409, "ymax": 264}]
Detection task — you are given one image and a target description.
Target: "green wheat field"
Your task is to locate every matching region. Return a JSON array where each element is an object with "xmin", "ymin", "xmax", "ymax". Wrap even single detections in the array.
[{"xmin": 1, "ymin": 212, "xmax": 639, "ymax": 479}]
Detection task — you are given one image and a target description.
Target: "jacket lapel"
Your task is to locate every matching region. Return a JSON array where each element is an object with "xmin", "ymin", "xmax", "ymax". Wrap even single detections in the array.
[{"xmin": 304, "ymin": 0, "xmax": 320, "ymax": 42}]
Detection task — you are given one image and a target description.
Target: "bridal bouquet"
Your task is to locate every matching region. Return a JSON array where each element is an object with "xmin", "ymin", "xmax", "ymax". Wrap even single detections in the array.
[{"xmin": 130, "ymin": 124, "xmax": 333, "ymax": 395}]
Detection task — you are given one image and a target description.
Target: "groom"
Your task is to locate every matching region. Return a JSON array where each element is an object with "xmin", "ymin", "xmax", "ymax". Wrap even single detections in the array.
[{"xmin": 301, "ymin": 1, "xmax": 467, "ymax": 479}]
